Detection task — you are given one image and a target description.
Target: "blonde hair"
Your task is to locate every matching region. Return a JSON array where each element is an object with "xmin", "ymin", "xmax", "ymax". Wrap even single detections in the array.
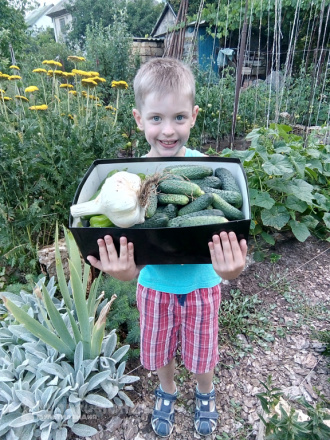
[{"xmin": 133, "ymin": 57, "xmax": 196, "ymax": 110}]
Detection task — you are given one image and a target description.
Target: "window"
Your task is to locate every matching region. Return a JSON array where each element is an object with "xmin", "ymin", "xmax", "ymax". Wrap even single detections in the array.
[{"xmin": 59, "ymin": 18, "xmax": 66, "ymax": 33}]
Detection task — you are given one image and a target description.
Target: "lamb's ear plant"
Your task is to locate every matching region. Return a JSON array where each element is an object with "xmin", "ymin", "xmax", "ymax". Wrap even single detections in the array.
[{"xmin": 0, "ymin": 224, "xmax": 139, "ymax": 439}]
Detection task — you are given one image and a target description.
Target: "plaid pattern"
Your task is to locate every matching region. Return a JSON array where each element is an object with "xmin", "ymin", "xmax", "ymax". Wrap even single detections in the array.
[{"xmin": 136, "ymin": 284, "xmax": 221, "ymax": 374}]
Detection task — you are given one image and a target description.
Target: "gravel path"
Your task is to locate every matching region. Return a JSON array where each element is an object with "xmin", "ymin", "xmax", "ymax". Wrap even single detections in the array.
[{"xmin": 71, "ymin": 236, "xmax": 330, "ymax": 440}]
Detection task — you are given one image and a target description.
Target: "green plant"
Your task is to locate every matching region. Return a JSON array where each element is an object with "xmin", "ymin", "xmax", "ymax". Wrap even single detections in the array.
[
  {"xmin": 220, "ymin": 124, "xmax": 330, "ymax": 243},
  {"xmin": 257, "ymin": 377, "xmax": 330, "ymax": 440},
  {"xmin": 219, "ymin": 289, "xmax": 275, "ymax": 353},
  {"xmin": 100, "ymin": 275, "xmax": 140, "ymax": 358}
]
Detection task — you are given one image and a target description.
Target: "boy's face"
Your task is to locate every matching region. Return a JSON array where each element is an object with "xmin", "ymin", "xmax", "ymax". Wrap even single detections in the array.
[{"xmin": 133, "ymin": 92, "xmax": 199, "ymax": 157}]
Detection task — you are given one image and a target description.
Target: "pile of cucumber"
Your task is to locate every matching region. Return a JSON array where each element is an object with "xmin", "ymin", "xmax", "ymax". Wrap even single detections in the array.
[
  {"xmin": 82, "ymin": 165, "xmax": 245, "ymax": 229},
  {"xmin": 137, "ymin": 165, "xmax": 245, "ymax": 229}
]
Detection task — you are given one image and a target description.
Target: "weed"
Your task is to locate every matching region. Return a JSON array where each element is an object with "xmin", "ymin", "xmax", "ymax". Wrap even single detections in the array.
[{"xmin": 219, "ymin": 289, "xmax": 276, "ymax": 354}]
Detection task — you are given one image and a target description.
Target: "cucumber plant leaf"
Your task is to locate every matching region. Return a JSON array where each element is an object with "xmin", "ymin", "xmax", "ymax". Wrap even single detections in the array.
[
  {"xmin": 262, "ymin": 154, "xmax": 294, "ymax": 176},
  {"xmin": 285, "ymin": 195, "xmax": 308, "ymax": 213},
  {"xmin": 289, "ymin": 220, "xmax": 311, "ymax": 242},
  {"xmin": 249, "ymin": 188, "xmax": 276, "ymax": 209},
  {"xmin": 289, "ymin": 151, "xmax": 306, "ymax": 178},
  {"xmin": 261, "ymin": 205, "xmax": 290, "ymax": 230}
]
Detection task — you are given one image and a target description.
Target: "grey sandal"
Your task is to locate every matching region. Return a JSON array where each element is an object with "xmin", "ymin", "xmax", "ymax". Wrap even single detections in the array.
[
  {"xmin": 151, "ymin": 387, "xmax": 177, "ymax": 437},
  {"xmin": 194, "ymin": 387, "xmax": 219, "ymax": 435}
]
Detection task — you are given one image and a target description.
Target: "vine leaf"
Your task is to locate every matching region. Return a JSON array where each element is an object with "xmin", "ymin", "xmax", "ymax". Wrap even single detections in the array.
[
  {"xmin": 289, "ymin": 220, "xmax": 311, "ymax": 242},
  {"xmin": 249, "ymin": 189, "xmax": 275, "ymax": 209},
  {"xmin": 262, "ymin": 154, "xmax": 294, "ymax": 176},
  {"xmin": 261, "ymin": 205, "xmax": 290, "ymax": 230}
]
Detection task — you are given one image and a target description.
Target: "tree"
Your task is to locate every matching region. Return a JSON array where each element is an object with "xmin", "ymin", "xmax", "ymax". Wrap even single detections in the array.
[
  {"xmin": 67, "ymin": 0, "xmax": 163, "ymax": 44},
  {"xmin": 0, "ymin": 0, "xmax": 28, "ymax": 67},
  {"xmin": 126, "ymin": 0, "xmax": 163, "ymax": 37}
]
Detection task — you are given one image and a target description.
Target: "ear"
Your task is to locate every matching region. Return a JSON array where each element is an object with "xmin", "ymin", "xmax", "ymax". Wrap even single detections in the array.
[
  {"xmin": 191, "ymin": 105, "xmax": 199, "ymax": 127},
  {"xmin": 133, "ymin": 108, "xmax": 144, "ymax": 130}
]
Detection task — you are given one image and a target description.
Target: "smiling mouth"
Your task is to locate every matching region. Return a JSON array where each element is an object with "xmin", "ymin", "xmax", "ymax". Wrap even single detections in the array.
[{"xmin": 159, "ymin": 140, "xmax": 177, "ymax": 147}]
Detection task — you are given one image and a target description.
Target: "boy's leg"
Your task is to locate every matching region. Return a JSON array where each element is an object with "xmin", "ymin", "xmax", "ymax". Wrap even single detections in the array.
[
  {"xmin": 157, "ymin": 358, "xmax": 176, "ymax": 394},
  {"xmin": 195, "ymin": 368, "xmax": 214, "ymax": 394}
]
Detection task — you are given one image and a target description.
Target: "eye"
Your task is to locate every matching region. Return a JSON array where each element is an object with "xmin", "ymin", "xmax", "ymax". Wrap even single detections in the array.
[
  {"xmin": 176, "ymin": 115, "xmax": 184, "ymax": 121},
  {"xmin": 152, "ymin": 116, "xmax": 161, "ymax": 122}
]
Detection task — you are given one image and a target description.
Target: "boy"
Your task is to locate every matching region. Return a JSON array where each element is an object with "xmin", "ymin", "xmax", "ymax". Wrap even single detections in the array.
[{"xmin": 87, "ymin": 57, "xmax": 247, "ymax": 437}]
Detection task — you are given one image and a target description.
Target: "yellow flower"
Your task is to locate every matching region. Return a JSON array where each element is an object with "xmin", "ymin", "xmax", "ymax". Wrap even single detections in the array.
[
  {"xmin": 0, "ymin": 73, "xmax": 10, "ymax": 80},
  {"xmin": 60, "ymin": 84, "xmax": 74, "ymax": 88},
  {"xmin": 90, "ymin": 76, "xmax": 106, "ymax": 84},
  {"xmin": 3, "ymin": 97, "xmax": 12, "ymax": 101},
  {"xmin": 10, "ymin": 65, "xmax": 20, "ymax": 70},
  {"xmin": 68, "ymin": 90, "xmax": 77, "ymax": 96},
  {"xmin": 88, "ymin": 71, "xmax": 99, "ymax": 77},
  {"xmin": 0, "ymin": 89, "xmax": 5, "ymax": 94},
  {"xmin": 105, "ymin": 105, "xmax": 117, "ymax": 111},
  {"xmin": 53, "ymin": 70, "xmax": 64, "ymax": 76},
  {"xmin": 111, "ymin": 80, "xmax": 128, "ymax": 90},
  {"xmin": 33, "ymin": 68, "xmax": 47, "ymax": 74},
  {"xmin": 29, "ymin": 104, "xmax": 48, "ymax": 111},
  {"xmin": 15, "ymin": 95, "xmax": 29, "ymax": 102},
  {"xmin": 67, "ymin": 55, "xmax": 86, "ymax": 62},
  {"xmin": 9, "ymin": 75, "xmax": 22, "ymax": 80},
  {"xmin": 62, "ymin": 72, "xmax": 75, "ymax": 78},
  {"xmin": 42, "ymin": 60, "xmax": 62, "ymax": 67},
  {"xmin": 25, "ymin": 86, "xmax": 39, "ymax": 93},
  {"xmin": 68, "ymin": 114, "xmax": 74, "ymax": 120},
  {"xmin": 72, "ymin": 69, "xmax": 91, "ymax": 77},
  {"xmin": 81, "ymin": 78, "xmax": 97, "ymax": 87},
  {"xmin": 96, "ymin": 104, "xmax": 102, "ymax": 107},
  {"xmin": 47, "ymin": 70, "xmax": 54, "ymax": 76}
]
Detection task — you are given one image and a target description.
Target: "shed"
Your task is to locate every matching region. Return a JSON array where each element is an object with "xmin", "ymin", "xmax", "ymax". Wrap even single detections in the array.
[
  {"xmin": 25, "ymin": 4, "xmax": 55, "ymax": 33},
  {"xmin": 47, "ymin": 0, "xmax": 72, "ymax": 42},
  {"xmin": 150, "ymin": 2, "xmax": 219, "ymax": 74}
]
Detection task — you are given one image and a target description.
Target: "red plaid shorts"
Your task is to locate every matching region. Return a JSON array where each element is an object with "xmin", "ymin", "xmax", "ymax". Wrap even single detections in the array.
[{"xmin": 136, "ymin": 283, "xmax": 221, "ymax": 374}]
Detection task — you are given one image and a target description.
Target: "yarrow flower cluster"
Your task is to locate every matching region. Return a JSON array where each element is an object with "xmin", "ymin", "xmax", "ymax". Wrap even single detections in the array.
[
  {"xmin": 111, "ymin": 80, "xmax": 128, "ymax": 90},
  {"xmin": 25, "ymin": 86, "xmax": 39, "ymax": 93},
  {"xmin": 29, "ymin": 104, "xmax": 48, "ymax": 111}
]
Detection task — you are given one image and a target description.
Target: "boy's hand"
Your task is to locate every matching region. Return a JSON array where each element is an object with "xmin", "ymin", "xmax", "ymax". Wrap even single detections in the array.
[
  {"xmin": 87, "ymin": 235, "xmax": 141, "ymax": 281},
  {"xmin": 209, "ymin": 231, "xmax": 247, "ymax": 280}
]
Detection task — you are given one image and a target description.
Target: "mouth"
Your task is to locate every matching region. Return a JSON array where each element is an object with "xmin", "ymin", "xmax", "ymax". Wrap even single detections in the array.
[{"xmin": 159, "ymin": 140, "xmax": 178, "ymax": 148}]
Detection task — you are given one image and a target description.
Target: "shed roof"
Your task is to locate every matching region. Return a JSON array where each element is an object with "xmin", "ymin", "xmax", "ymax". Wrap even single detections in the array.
[
  {"xmin": 26, "ymin": 4, "xmax": 55, "ymax": 27},
  {"xmin": 151, "ymin": 2, "xmax": 176, "ymax": 37},
  {"xmin": 47, "ymin": 0, "xmax": 70, "ymax": 18}
]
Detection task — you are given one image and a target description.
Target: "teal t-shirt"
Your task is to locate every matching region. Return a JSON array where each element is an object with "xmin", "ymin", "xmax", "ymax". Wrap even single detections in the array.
[{"xmin": 138, "ymin": 147, "xmax": 221, "ymax": 294}]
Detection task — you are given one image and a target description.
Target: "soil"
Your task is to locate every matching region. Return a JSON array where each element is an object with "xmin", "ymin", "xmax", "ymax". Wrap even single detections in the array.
[{"xmin": 69, "ymin": 235, "xmax": 330, "ymax": 440}]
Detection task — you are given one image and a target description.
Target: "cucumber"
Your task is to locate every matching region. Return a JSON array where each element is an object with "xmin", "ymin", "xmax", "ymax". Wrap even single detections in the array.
[
  {"xmin": 190, "ymin": 176, "xmax": 222, "ymax": 189},
  {"xmin": 163, "ymin": 165, "xmax": 213, "ymax": 179},
  {"xmin": 131, "ymin": 213, "xmax": 169, "ymax": 228},
  {"xmin": 158, "ymin": 180, "xmax": 204, "ymax": 197},
  {"xmin": 158, "ymin": 194, "xmax": 189, "ymax": 205},
  {"xmin": 178, "ymin": 193, "xmax": 214, "ymax": 216},
  {"xmin": 145, "ymin": 186, "xmax": 158, "ymax": 218},
  {"xmin": 212, "ymin": 193, "xmax": 245, "ymax": 220},
  {"xmin": 168, "ymin": 209, "xmax": 226, "ymax": 227},
  {"xmin": 214, "ymin": 168, "xmax": 241, "ymax": 193},
  {"xmin": 169, "ymin": 215, "xmax": 228, "ymax": 228},
  {"xmin": 200, "ymin": 186, "xmax": 243, "ymax": 209},
  {"xmin": 156, "ymin": 204, "xmax": 178, "ymax": 219}
]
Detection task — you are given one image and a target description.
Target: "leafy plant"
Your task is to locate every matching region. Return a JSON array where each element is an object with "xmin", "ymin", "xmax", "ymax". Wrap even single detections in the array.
[
  {"xmin": 0, "ymin": 224, "xmax": 139, "ymax": 438},
  {"xmin": 220, "ymin": 124, "xmax": 330, "ymax": 243},
  {"xmin": 257, "ymin": 377, "xmax": 330, "ymax": 440},
  {"xmin": 219, "ymin": 289, "xmax": 275, "ymax": 352}
]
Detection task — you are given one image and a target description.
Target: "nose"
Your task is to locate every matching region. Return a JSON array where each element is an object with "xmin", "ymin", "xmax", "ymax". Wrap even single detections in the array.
[{"xmin": 162, "ymin": 120, "xmax": 175, "ymax": 137}]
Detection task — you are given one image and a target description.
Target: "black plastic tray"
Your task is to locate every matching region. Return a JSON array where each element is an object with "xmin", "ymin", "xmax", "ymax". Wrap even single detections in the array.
[{"xmin": 69, "ymin": 157, "xmax": 251, "ymax": 265}]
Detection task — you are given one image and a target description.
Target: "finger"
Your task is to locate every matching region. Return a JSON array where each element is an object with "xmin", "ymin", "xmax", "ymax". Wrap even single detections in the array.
[
  {"xmin": 119, "ymin": 236, "xmax": 129, "ymax": 261},
  {"xmin": 104, "ymin": 235, "xmax": 118, "ymax": 259},
  {"xmin": 127, "ymin": 241, "xmax": 135, "ymax": 262},
  {"xmin": 240, "ymin": 238, "xmax": 248, "ymax": 260},
  {"xmin": 97, "ymin": 238, "xmax": 111, "ymax": 262},
  {"xmin": 87, "ymin": 255, "xmax": 102, "ymax": 271},
  {"xmin": 218, "ymin": 231, "xmax": 234, "ymax": 262},
  {"xmin": 209, "ymin": 234, "xmax": 224, "ymax": 265}
]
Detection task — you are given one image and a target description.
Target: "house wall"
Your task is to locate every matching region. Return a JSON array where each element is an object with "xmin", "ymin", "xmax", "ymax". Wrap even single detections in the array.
[
  {"xmin": 53, "ymin": 13, "xmax": 72, "ymax": 42},
  {"xmin": 132, "ymin": 40, "xmax": 164, "ymax": 64},
  {"xmin": 153, "ymin": 9, "xmax": 176, "ymax": 37},
  {"xmin": 33, "ymin": 15, "xmax": 53, "ymax": 30}
]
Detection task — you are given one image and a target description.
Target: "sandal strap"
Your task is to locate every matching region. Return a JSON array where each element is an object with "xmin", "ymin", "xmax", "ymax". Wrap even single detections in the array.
[
  {"xmin": 195, "ymin": 410, "xmax": 219, "ymax": 420},
  {"xmin": 155, "ymin": 388, "xmax": 178, "ymax": 402},
  {"xmin": 152, "ymin": 409, "xmax": 175, "ymax": 422},
  {"xmin": 195, "ymin": 389, "xmax": 216, "ymax": 401}
]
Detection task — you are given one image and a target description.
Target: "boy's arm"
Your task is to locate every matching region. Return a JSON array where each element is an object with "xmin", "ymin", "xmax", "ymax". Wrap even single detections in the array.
[
  {"xmin": 87, "ymin": 235, "xmax": 143, "ymax": 281},
  {"xmin": 209, "ymin": 231, "xmax": 247, "ymax": 280}
]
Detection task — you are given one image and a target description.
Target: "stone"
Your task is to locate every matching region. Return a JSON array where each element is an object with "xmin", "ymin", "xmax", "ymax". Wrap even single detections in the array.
[{"xmin": 105, "ymin": 416, "xmax": 123, "ymax": 433}]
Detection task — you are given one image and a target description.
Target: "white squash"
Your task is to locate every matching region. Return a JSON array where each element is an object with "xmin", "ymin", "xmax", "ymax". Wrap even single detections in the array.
[{"xmin": 70, "ymin": 171, "xmax": 146, "ymax": 228}]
